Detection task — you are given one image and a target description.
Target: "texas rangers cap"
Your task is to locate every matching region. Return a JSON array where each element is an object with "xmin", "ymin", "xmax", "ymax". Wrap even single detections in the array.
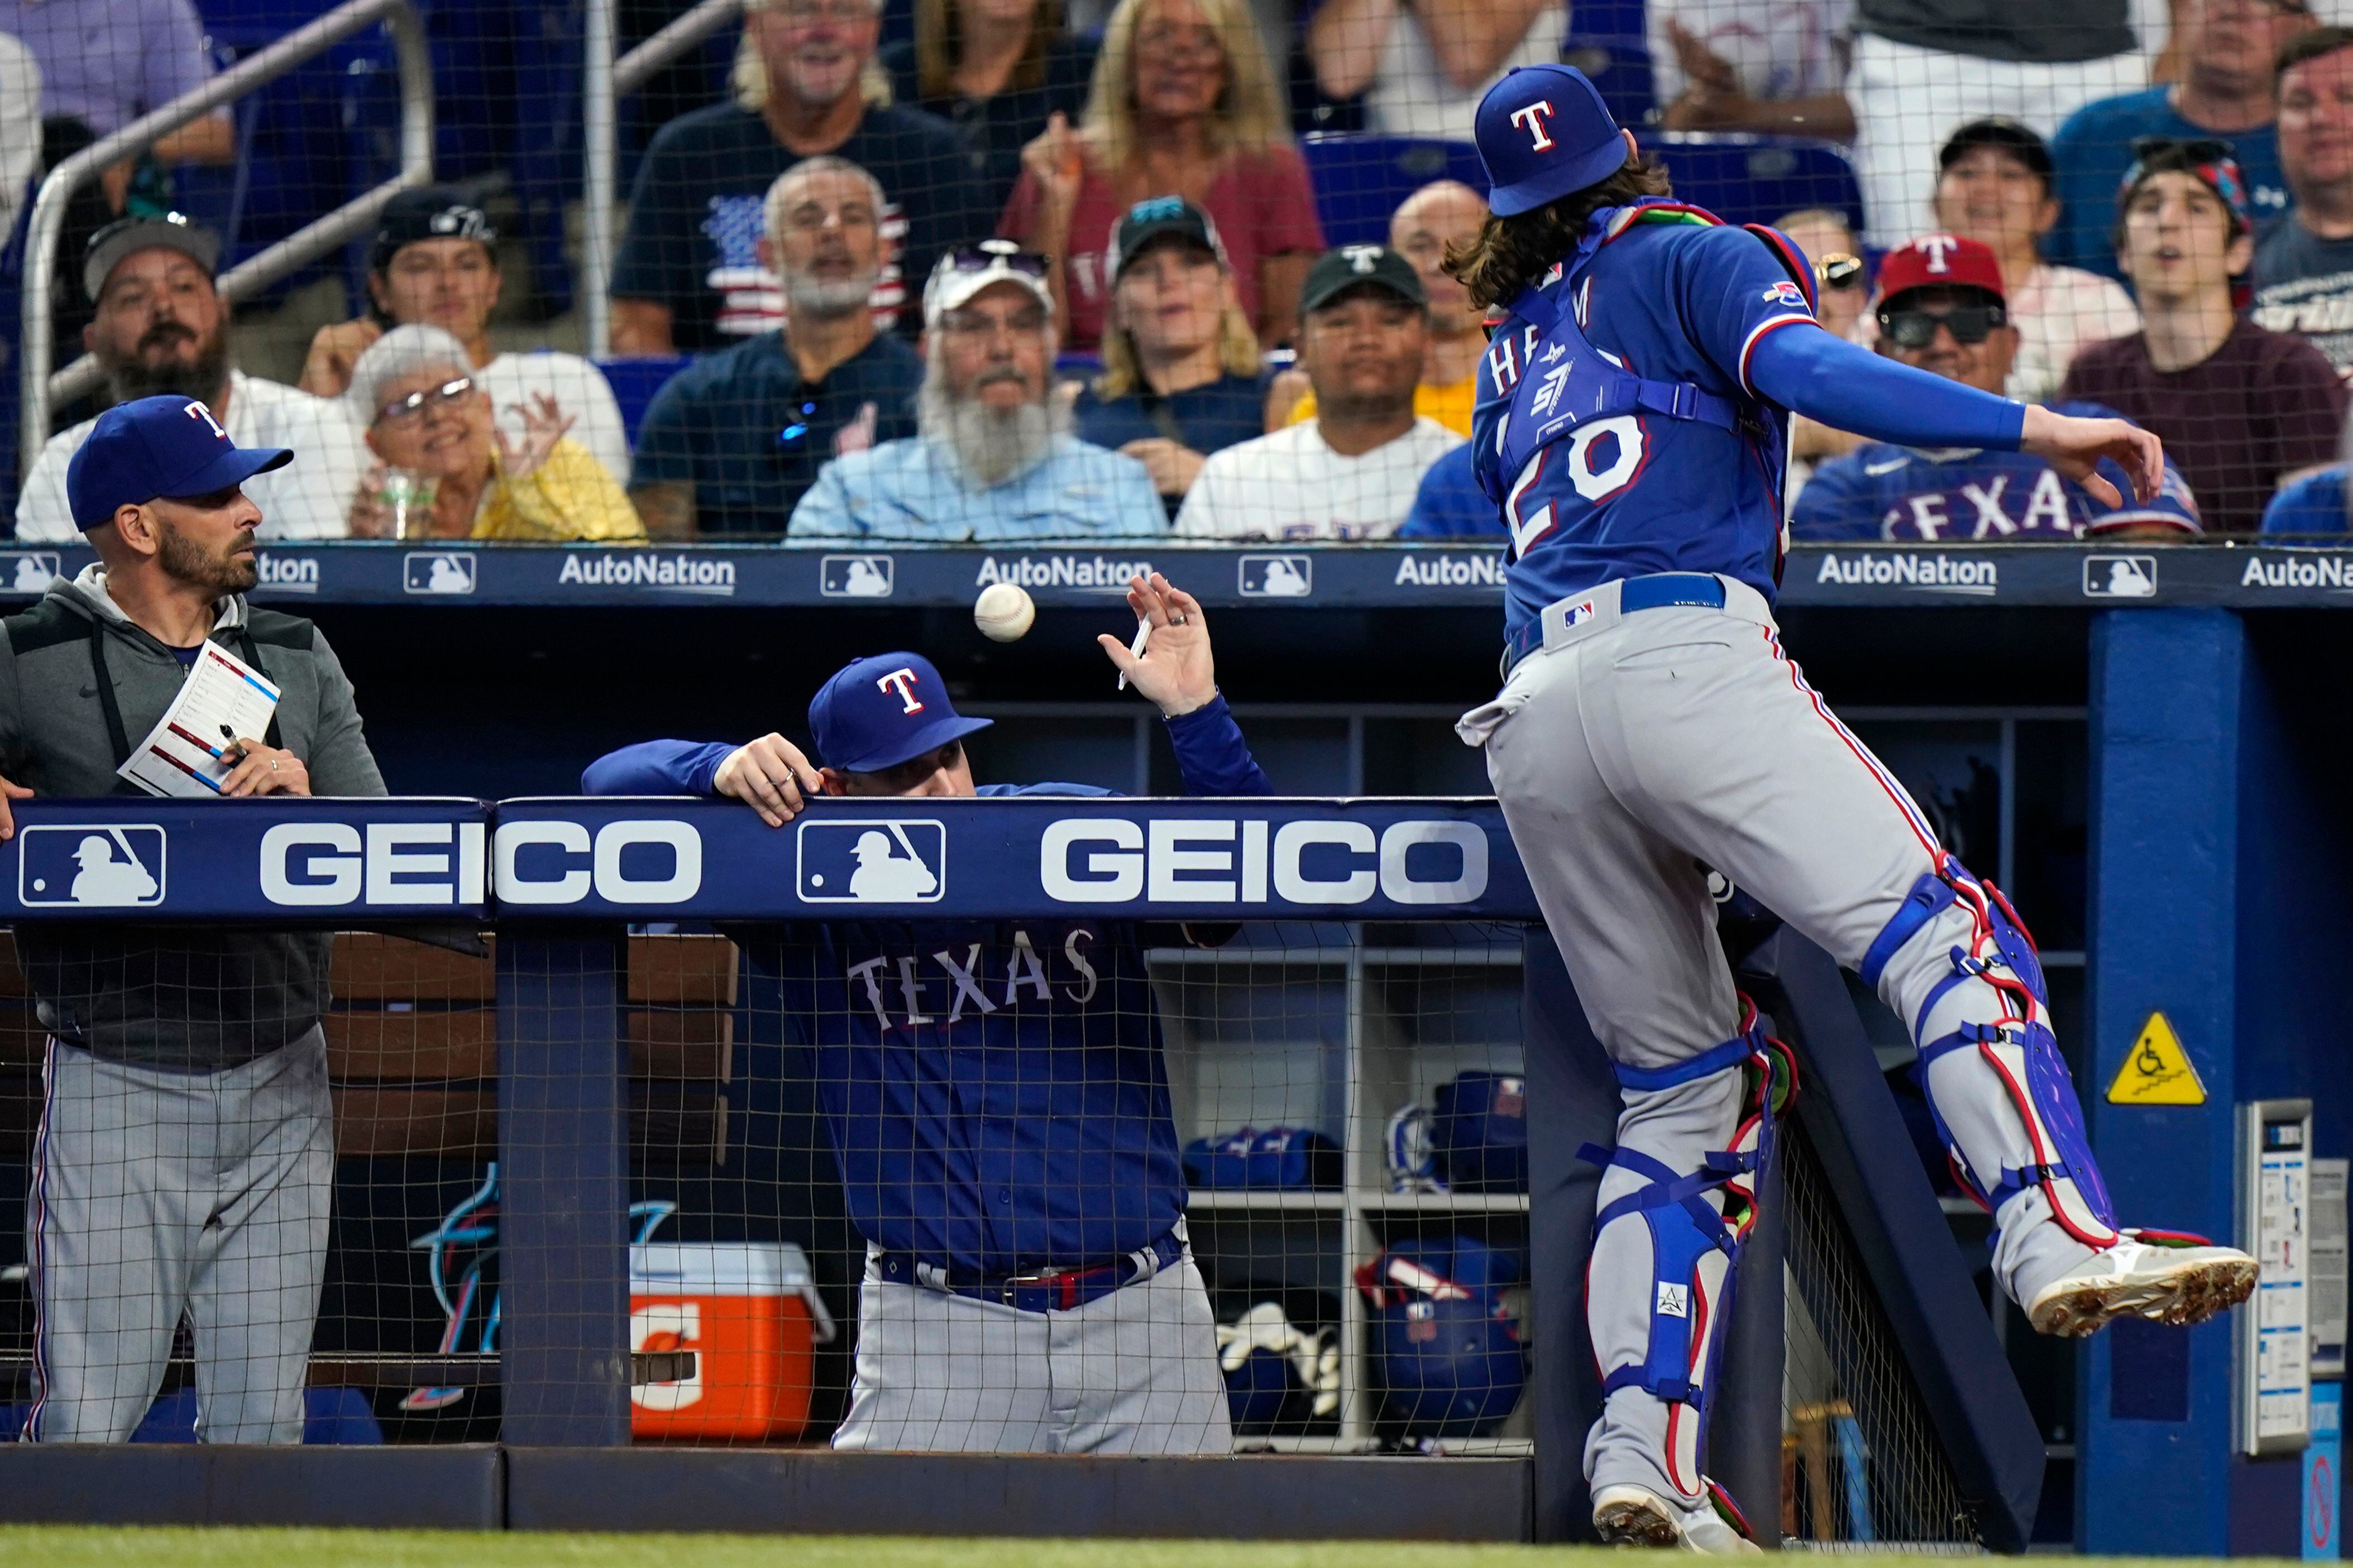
[
  {"xmin": 1876, "ymin": 233, "xmax": 2008, "ymax": 309},
  {"xmin": 1299, "ymin": 244, "xmax": 1427, "ymax": 314},
  {"xmin": 83, "ymin": 212, "xmax": 219, "ymax": 303},
  {"xmin": 809, "ymin": 651, "xmax": 994, "ymax": 774},
  {"xmin": 1473, "ymin": 64, "xmax": 1627, "ymax": 218},
  {"xmin": 1106, "ymin": 196, "xmax": 1230, "ymax": 283},
  {"xmin": 370, "ymin": 186, "xmax": 499, "ymax": 274},
  {"xmin": 924, "ymin": 240, "xmax": 1054, "ymax": 326},
  {"xmin": 64, "ymin": 395, "xmax": 293, "ymax": 530}
]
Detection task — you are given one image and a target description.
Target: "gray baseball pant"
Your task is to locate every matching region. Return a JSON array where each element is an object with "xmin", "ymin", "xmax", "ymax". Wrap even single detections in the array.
[
  {"xmin": 832, "ymin": 1235, "xmax": 1232, "ymax": 1454},
  {"xmin": 1463, "ymin": 576, "xmax": 2099, "ymax": 1509},
  {"xmin": 25, "ymin": 1029, "xmax": 333, "ymax": 1444}
]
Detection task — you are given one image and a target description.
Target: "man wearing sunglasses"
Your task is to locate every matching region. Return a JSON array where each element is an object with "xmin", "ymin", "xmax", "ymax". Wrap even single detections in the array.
[
  {"xmin": 789, "ymin": 242, "xmax": 1164, "ymax": 540},
  {"xmin": 1795, "ymin": 233, "xmax": 2203, "ymax": 543}
]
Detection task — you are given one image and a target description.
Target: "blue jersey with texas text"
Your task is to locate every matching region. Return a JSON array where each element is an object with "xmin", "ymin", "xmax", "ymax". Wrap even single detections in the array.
[
  {"xmin": 1472, "ymin": 202, "xmax": 1819, "ymax": 644},
  {"xmin": 1792, "ymin": 402, "xmax": 2203, "ymax": 543}
]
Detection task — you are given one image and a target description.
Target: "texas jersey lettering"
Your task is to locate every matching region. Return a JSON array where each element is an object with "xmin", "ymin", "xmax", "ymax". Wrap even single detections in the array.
[{"xmin": 1794, "ymin": 402, "xmax": 2203, "ymax": 543}]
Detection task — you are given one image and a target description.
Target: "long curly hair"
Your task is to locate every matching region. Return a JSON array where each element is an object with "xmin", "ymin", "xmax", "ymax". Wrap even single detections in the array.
[{"xmin": 1443, "ymin": 155, "xmax": 1672, "ymax": 311}]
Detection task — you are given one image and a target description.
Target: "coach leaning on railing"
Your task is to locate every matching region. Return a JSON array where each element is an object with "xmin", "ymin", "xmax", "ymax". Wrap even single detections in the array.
[{"xmin": 0, "ymin": 397, "xmax": 387, "ymax": 1445}]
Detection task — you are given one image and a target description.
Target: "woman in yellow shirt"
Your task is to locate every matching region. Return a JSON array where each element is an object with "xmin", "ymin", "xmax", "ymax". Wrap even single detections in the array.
[{"xmin": 343, "ymin": 325, "xmax": 644, "ymax": 541}]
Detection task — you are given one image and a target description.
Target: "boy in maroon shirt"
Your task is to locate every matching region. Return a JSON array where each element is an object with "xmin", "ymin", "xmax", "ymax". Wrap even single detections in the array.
[{"xmin": 2062, "ymin": 138, "xmax": 2344, "ymax": 532}]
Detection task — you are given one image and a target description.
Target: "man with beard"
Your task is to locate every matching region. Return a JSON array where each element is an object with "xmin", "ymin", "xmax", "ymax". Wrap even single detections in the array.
[
  {"xmin": 16, "ymin": 215, "xmax": 367, "ymax": 543},
  {"xmin": 632, "ymin": 159, "xmax": 925, "ymax": 537},
  {"xmin": 0, "ymin": 395, "xmax": 386, "ymax": 1442},
  {"xmin": 788, "ymin": 241, "xmax": 1164, "ymax": 540}
]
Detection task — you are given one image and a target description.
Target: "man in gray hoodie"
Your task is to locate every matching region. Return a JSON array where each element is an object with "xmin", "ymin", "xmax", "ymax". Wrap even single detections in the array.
[{"xmin": 0, "ymin": 395, "xmax": 385, "ymax": 1443}]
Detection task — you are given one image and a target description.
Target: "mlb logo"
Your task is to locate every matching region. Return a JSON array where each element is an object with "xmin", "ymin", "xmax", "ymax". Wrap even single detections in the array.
[
  {"xmin": 795, "ymin": 819, "xmax": 946, "ymax": 904},
  {"xmin": 821, "ymin": 555, "xmax": 895, "ymax": 598},
  {"xmin": 16, "ymin": 824, "xmax": 168, "ymax": 908},
  {"xmin": 1655, "ymin": 1282, "xmax": 1690, "ymax": 1320},
  {"xmin": 1762, "ymin": 279, "xmax": 1806, "ymax": 306},
  {"xmin": 1238, "ymin": 554, "xmax": 1312, "ymax": 598},
  {"xmin": 2083, "ymin": 554, "xmax": 2157, "ymax": 600},
  {"xmin": 1562, "ymin": 600, "xmax": 1596, "ymax": 626},
  {"xmin": 404, "ymin": 552, "xmax": 478, "ymax": 595},
  {"xmin": 3, "ymin": 553, "xmax": 61, "ymax": 595}
]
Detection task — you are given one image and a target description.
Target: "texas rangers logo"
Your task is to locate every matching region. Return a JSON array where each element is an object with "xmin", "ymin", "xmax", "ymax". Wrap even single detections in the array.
[
  {"xmin": 183, "ymin": 401, "xmax": 227, "ymax": 439},
  {"xmin": 1914, "ymin": 234, "xmax": 1963, "ymax": 274},
  {"xmin": 1509, "ymin": 100, "xmax": 1557, "ymax": 151},
  {"xmin": 1341, "ymin": 244, "xmax": 1384, "ymax": 275},
  {"xmin": 1762, "ymin": 280, "xmax": 1806, "ymax": 306},
  {"xmin": 876, "ymin": 666, "xmax": 925, "ymax": 715}
]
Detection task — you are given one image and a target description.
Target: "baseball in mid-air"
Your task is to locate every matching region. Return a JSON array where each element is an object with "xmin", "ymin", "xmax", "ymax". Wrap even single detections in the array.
[{"xmin": 974, "ymin": 582, "xmax": 1036, "ymax": 642}]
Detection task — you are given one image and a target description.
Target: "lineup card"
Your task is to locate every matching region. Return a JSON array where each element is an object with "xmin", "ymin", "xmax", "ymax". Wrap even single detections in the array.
[{"xmin": 118, "ymin": 641, "xmax": 283, "ymax": 799}]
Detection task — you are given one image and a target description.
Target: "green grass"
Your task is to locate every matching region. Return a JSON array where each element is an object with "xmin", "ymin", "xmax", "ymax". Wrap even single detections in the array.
[{"xmin": 0, "ymin": 1532, "xmax": 2284, "ymax": 1568}]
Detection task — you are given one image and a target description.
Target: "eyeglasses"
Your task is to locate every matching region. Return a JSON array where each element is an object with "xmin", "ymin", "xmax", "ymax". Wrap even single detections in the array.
[
  {"xmin": 1814, "ymin": 253, "xmax": 1864, "ymax": 291},
  {"xmin": 1880, "ymin": 305, "xmax": 2007, "ymax": 348},
  {"xmin": 376, "ymin": 376, "xmax": 474, "ymax": 425},
  {"xmin": 938, "ymin": 242, "xmax": 1049, "ymax": 282},
  {"xmin": 940, "ymin": 305, "xmax": 1050, "ymax": 337}
]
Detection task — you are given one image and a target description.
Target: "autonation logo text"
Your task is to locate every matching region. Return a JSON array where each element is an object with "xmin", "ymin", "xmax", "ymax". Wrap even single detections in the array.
[
  {"xmin": 973, "ymin": 555, "xmax": 1152, "ymax": 592},
  {"xmin": 1393, "ymin": 553, "xmax": 1506, "ymax": 588},
  {"xmin": 1814, "ymin": 552, "xmax": 1998, "ymax": 596},
  {"xmin": 1040, "ymin": 818, "xmax": 1489, "ymax": 907},
  {"xmin": 2242, "ymin": 554, "xmax": 2353, "ymax": 591},
  {"xmin": 253, "ymin": 553, "xmax": 320, "ymax": 593},
  {"xmin": 558, "ymin": 553, "xmax": 737, "ymax": 595}
]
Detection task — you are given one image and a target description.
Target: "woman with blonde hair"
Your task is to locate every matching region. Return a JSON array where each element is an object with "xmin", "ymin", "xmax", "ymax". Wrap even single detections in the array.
[
  {"xmin": 1074, "ymin": 197, "xmax": 1271, "ymax": 513},
  {"xmin": 882, "ymin": 0, "xmax": 1098, "ymax": 215},
  {"xmin": 997, "ymin": 0, "xmax": 1323, "ymax": 353}
]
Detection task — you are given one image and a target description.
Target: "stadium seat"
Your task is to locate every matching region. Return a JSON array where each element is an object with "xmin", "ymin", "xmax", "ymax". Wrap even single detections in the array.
[
  {"xmin": 597, "ymin": 354, "xmax": 694, "ymax": 447},
  {"xmin": 1299, "ymin": 135, "xmax": 1490, "ymax": 248},
  {"xmin": 1648, "ymin": 133, "xmax": 1867, "ymax": 236}
]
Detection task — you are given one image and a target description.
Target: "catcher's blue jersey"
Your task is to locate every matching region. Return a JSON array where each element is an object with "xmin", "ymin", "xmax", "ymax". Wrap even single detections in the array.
[
  {"xmin": 1794, "ymin": 401, "xmax": 2202, "ymax": 542},
  {"xmin": 1472, "ymin": 202, "xmax": 1817, "ymax": 644}
]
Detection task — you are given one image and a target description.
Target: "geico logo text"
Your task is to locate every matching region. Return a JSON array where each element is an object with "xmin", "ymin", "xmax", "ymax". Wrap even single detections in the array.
[
  {"xmin": 1039, "ymin": 818, "xmax": 1489, "ymax": 905},
  {"xmin": 261, "ymin": 823, "xmax": 489, "ymax": 906}
]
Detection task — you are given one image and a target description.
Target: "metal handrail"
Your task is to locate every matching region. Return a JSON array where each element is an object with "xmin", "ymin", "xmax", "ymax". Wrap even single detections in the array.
[
  {"xmin": 17, "ymin": 0, "xmax": 434, "ymax": 479},
  {"xmin": 584, "ymin": 0, "xmax": 747, "ymax": 359}
]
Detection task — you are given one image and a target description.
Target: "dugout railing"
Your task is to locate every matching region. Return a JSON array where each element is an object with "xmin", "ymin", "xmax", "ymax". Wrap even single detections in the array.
[{"xmin": 0, "ymin": 793, "xmax": 2042, "ymax": 1545}]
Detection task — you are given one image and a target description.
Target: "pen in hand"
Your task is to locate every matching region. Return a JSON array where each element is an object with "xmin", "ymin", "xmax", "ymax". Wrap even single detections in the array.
[{"xmin": 1116, "ymin": 617, "xmax": 1151, "ymax": 692}]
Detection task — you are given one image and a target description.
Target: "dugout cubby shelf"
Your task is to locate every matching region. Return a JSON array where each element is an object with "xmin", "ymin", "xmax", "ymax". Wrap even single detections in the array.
[{"xmin": 1150, "ymin": 934, "xmax": 1531, "ymax": 1449}]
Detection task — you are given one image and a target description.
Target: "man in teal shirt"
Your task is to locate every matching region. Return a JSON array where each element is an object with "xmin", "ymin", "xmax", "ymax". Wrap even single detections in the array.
[
  {"xmin": 2045, "ymin": 0, "xmax": 2314, "ymax": 280},
  {"xmin": 789, "ymin": 243, "xmax": 1165, "ymax": 541}
]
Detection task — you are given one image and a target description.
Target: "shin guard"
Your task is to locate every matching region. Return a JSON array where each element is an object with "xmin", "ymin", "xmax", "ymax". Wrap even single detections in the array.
[{"xmin": 1864, "ymin": 853, "xmax": 2120, "ymax": 1248}]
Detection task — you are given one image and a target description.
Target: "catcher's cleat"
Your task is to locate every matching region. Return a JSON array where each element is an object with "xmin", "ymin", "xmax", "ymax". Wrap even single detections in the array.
[
  {"xmin": 1592, "ymin": 1483, "xmax": 1761, "ymax": 1553},
  {"xmin": 2025, "ymin": 1229, "xmax": 2258, "ymax": 1338}
]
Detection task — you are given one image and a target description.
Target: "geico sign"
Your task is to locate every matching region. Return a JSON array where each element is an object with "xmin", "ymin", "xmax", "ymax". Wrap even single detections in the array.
[
  {"xmin": 493, "ymin": 820, "xmax": 703, "ymax": 904},
  {"xmin": 1040, "ymin": 818, "xmax": 1489, "ymax": 905},
  {"xmin": 261, "ymin": 822, "xmax": 489, "ymax": 907}
]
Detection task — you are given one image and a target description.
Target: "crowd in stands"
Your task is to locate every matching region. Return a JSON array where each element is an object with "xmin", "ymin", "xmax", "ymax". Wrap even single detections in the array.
[{"xmin": 15, "ymin": 0, "xmax": 2353, "ymax": 544}]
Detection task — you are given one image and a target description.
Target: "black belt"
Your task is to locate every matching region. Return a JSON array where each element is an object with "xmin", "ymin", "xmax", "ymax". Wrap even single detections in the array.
[{"xmin": 874, "ymin": 1229, "xmax": 1184, "ymax": 1313}]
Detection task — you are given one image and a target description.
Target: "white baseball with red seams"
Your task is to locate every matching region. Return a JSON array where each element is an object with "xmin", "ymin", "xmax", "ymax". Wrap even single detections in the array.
[{"xmin": 973, "ymin": 582, "xmax": 1036, "ymax": 642}]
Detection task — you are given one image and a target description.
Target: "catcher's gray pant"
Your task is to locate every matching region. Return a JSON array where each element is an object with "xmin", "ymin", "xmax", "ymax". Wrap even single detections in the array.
[
  {"xmin": 24, "ymin": 1029, "xmax": 332, "ymax": 1444},
  {"xmin": 1463, "ymin": 576, "xmax": 2099, "ymax": 1509},
  {"xmin": 833, "ymin": 1239, "xmax": 1232, "ymax": 1454}
]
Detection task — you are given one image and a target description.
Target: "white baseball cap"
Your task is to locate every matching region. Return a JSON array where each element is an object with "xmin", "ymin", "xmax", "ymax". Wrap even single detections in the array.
[{"xmin": 923, "ymin": 240, "xmax": 1054, "ymax": 327}]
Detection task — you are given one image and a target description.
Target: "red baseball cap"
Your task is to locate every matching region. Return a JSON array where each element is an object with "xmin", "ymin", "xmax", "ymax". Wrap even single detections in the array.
[{"xmin": 1876, "ymin": 233, "xmax": 2007, "ymax": 309}]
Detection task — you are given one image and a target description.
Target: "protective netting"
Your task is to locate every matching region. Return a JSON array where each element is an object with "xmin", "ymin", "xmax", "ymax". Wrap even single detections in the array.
[
  {"xmin": 0, "ymin": 920, "xmax": 1533, "ymax": 1451},
  {"xmin": 6, "ymin": 1, "xmax": 2350, "ymax": 543},
  {"xmin": 1780, "ymin": 1116, "xmax": 1981, "ymax": 1550}
]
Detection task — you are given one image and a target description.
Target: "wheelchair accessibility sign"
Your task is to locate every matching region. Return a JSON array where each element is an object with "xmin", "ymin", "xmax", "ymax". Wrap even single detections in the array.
[
  {"xmin": 2107, "ymin": 1010, "xmax": 2207, "ymax": 1105},
  {"xmin": 796, "ymin": 819, "xmax": 945, "ymax": 903},
  {"xmin": 16, "ymin": 824, "xmax": 168, "ymax": 908}
]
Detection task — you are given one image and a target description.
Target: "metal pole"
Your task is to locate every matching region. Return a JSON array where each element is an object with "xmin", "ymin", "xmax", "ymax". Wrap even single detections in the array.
[
  {"xmin": 584, "ymin": 0, "xmax": 618, "ymax": 360},
  {"xmin": 584, "ymin": 0, "xmax": 746, "ymax": 359},
  {"xmin": 17, "ymin": 0, "xmax": 433, "ymax": 477}
]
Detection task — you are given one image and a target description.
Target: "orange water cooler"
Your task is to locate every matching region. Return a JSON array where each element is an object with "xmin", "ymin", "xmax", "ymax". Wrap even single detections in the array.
[{"xmin": 628, "ymin": 1240, "xmax": 835, "ymax": 1441}]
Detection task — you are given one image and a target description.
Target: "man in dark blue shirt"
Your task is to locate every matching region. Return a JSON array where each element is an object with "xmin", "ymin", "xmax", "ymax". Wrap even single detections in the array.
[
  {"xmin": 608, "ymin": 0, "xmax": 990, "ymax": 353},
  {"xmin": 629, "ymin": 157, "xmax": 925, "ymax": 537},
  {"xmin": 583, "ymin": 573, "xmax": 1269, "ymax": 1454}
]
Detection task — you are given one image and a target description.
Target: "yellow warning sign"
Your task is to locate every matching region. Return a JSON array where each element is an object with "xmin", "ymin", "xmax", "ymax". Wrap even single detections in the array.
[{"xmin": 2106, "ymin": 1011, "xmax": 2208, "ymax": 1106}]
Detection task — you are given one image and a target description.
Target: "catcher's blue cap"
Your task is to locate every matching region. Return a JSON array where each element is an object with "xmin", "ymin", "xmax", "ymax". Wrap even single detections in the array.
[
  {"xmin": 810, "ymin": 651, "xmax": 993, "ymax": 774},
  {"xmin": 1474, "ymin": 64, "xmax": 1629, "ymax": 218},
  {"xmin": 65, "ymin": 394, "xmax": 290, "ymax": 531}
]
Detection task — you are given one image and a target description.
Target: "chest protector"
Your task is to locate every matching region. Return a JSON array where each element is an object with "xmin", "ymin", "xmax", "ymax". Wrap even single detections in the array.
[{"xmin": 1477, "ymin": 203, "xmax": 1816, "ymax": 556}]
